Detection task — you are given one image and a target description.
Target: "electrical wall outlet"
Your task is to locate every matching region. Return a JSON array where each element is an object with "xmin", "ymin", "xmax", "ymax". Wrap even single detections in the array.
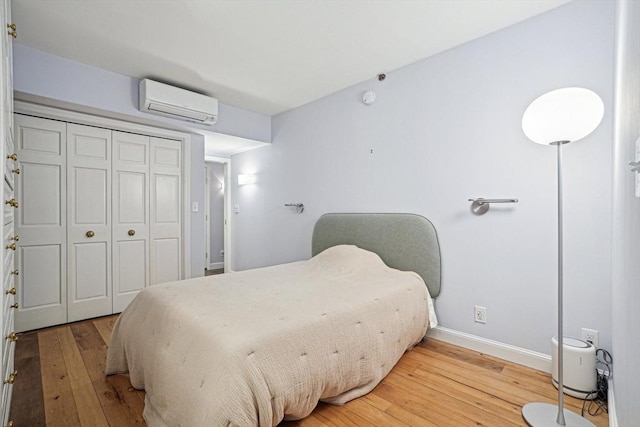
[
  {"xmin": 581, "ymin": 328, "xmax": 599, "ymax": 348},
  {"xmin": 474, "ymin": 306, "xmax": 486, "ymax": 324}
]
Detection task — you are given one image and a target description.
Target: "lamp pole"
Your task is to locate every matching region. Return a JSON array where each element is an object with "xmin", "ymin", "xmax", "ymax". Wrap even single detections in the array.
[{"xmin": 554, "ymin": 140, "xmax": 569, "ymax": 425}]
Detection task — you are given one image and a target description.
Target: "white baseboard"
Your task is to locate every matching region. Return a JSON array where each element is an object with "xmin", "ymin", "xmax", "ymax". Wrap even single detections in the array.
[
  {"xmin": 208, "ymin": 262, "xmax": 224, "ymax": 270},
  {"xmin": 426, "ymin": 326, "xmax": 552, "ymax": 373}
]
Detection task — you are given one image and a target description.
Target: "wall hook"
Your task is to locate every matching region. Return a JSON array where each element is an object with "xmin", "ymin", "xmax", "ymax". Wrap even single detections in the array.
[{"xmin": 285, "ymin": 203, "xmax": 304, "ymax": 213}]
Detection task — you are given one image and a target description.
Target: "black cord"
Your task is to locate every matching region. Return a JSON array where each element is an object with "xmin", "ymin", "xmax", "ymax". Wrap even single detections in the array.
[{"xmin": 581, "ymin": 348, "xmax": 612, "ymax": 417}]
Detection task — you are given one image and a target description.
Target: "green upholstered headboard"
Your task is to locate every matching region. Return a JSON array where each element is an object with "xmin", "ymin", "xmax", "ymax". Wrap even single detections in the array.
[{"xmin": 311, "ymin": 213, "xmax": 441, "ymax": 298}]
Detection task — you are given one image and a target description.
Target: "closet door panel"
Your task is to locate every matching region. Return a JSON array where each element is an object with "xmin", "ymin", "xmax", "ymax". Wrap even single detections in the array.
[
  {"xmin": 67, "ymin": 123, "xmax": 111, "ymax": 322},
  {"xmin": 72, "ymin": 241, "xmax": 108, "ymax": 299},
  {"xmin": 115, "ymin": 240, "xmax": 146, "ymax": 293},
  {"xmin": 20, "ymin": 163, "xmax": 61, "ymax": 227},
  {"xmin": 154, "ymin": 174, "xmax": 180, "ymax": 222},
  {"xmin": 153, "ymin": 238, "xmax": 180, "ymax": 285},
  {"xmin": 112, "ymin": 131, "xmax": 149, "ymax": 313},
  {"xmin": 118, "ymin": 172, "xmax": 145, "ymax": 222},
  {"xmin": 14, "ymin": 115, "xmax": 67, "ymax": 332},
  {"xmin": 150, "ymin": 137, "xmax": 181, "ymax": 285},
  {"xmin": 20, "ymin": 245, "xmax": 61, "ymax": 308}
]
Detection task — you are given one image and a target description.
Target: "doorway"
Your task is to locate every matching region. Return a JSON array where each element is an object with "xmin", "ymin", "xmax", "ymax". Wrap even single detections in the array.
[{"xmin": 205, "ymin": 158, "xmax": 229, "ymax": 274}]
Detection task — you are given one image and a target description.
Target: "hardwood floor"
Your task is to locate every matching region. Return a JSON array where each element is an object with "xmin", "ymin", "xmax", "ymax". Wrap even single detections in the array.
[
  {"xmin": 205, "ymin": 268, "xmax": 224, "ymax": 276},
  {"xmin": 9, "ymin": 315, "xmax": 608, "ymax": 426}
]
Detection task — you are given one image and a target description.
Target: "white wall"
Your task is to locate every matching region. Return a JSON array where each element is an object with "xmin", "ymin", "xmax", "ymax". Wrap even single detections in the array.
[
  {"xmin": 231, "ymin": 1, "xmax": 614, "ymax": 355},
  {"xmin": 612, "ymin": 1, "xmax": 640, "ymax": 424},
  {"xmin": 208, "ymin": 162, "xmax": 225, "ymax": 266}
]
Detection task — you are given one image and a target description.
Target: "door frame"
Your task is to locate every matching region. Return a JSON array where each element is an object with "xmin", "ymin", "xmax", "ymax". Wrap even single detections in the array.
[
  {"xmin": 204, "ymin": 164, "xmax": 211, "ymax": 271},
  {"xmin": 205, "ymin": 155, "xmax": 231, "ymax": 272}
]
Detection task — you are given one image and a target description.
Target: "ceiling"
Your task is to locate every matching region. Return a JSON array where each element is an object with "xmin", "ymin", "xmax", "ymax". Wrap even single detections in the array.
[{"xmin": 13, "ymin": 1, "xmax": 571, "ymax": 118}]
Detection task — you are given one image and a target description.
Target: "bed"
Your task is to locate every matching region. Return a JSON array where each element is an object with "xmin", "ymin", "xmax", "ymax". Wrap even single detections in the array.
[{"xmin": 106, "ymin": 213, "xmax": 441, "ymax": 426}]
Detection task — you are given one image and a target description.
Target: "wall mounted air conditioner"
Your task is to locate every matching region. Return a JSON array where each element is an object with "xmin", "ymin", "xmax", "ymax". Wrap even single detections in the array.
[{"xmin": 139, "ymin": 79, "xmax": 218, "ymax": 125}]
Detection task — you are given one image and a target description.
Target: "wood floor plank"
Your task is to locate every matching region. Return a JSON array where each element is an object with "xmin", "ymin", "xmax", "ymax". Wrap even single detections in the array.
[
  {"xmin": 384, "ymin": 371, "xmax": 520, "ymax": 426},
  {"xmin": 11, "ymin": 316, "xmax": 608, "ymax": 427},
  {"xmin": 409, "ymin": 345, "xmax": 557, "ymax": 404},
  {"xmin": 56, "ymin": 326, "xmax": 109, "ymax": 427},
  {"xmin": 282, "ymin": 413, "xmax": 332, "ymax": 427},
  {"xmin": 70, "ymin": 322, "xmax": 146, "ymax": 425},
  {"xmin": 421, "ymin": 338, "xmax": 507, "ymax": 374},
  {"xmin": 500, "ymin": 363, "xmax": 600, "ymax": 410},
  {"xmin": 9, "ymin": 331, "xmax": 46, "ymax": 426},
  {"xmin": 38, "ymin": 328, "xmax": 82, "ymax": 427},
  {"xmin": 359, "ymin": 392, "xmax": 392, "ymax": 412},
  {"xmin": 92, "ymin": 316, "xmax": 116, "ymax": 345},
  {"xmin": 417, "ymin": 346, "xmax": 588, "ymax": 415},
  {"xmin": 393, "ymin": 361, "xmax": 523, "ymax": 423},
  {"xmin": 312, "ymin": 403, "xmax": 371, "ymax": 427},
  {"xmin": 347, "ymin": 396, "xmax": 413, "ymax": 426},
  {"xmin": 412, "ymin": 343, "xmax": 607, "ymax": 427}
]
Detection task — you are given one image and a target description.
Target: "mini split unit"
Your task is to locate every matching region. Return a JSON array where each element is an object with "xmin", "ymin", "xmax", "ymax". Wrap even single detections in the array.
[{"xmin": 139, "ymin": 79, "xmax": 218, "ymax": 125}]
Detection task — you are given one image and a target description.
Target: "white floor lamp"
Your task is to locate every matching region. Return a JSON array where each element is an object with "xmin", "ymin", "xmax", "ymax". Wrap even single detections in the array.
[{"xmin": 521, "ymin": 87, "xmax": 604, "ymax": 427}]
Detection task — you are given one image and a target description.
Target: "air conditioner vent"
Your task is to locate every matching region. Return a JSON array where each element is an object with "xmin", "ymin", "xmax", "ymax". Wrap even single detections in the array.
[{"xmin": 139, "ymin": 79, "xmax": 218, "ymax": 125}]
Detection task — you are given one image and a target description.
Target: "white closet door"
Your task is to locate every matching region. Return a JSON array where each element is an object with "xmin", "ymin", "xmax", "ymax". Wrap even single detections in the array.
[
  {"xmin": 14, "ymin": 115, "xmax": 67, "ymax": 332},
  {"xmin": 67, "ymin": 124, "xmax": 112, "ymax": 322},
  {"xmin": 150, "ymin": 137, "xmax": 182, "ymax": 285},
  {"xmin": 112, "ymin": 131, "xmax": 149, "ymax": 312}
]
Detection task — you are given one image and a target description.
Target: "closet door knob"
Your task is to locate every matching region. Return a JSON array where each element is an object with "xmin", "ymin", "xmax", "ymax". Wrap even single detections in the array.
[
  {"xmin": 6, "ymin": 420, "xmax": 13, "ymax": 427},
  {"xmin": 86, "ymin": 230, "xmax": 95, "ymax": 238},
  {"xmin": 128, "ymin": 229, "xmax": 135, "ymax": 236},
  {"xmin": 5, "ymin": 333, "xmax": 17, "ymax": 342},
  {"xmin": 6, "ymin": 153, "xmax": 17, "ymax": 161},
  {"xmin": 7, "ymin": 30, "xmax": 16, "ymax": 39},
  {"xmin": 11, "ymin": 168, "xmax": 20, "ymax": 175},
  {"xmin": 5, "ymin": 199, "xmax": 18, "ymax": 208},
  {"xmin": 10, "ymin": 269, "xmax": 18, "ymax": 276},
  {"xmin": 7, "ymin": 24, "xmax": 16, "ymax": 31},
  {"xmin": 5, "ymin": 244, "xmax": 16, "ymax": 251},
  {"xmin": 10, "ymin": 235, "xmax": 18, "ymax": 242},
  {"xmin": 5, "ymin": 287, "xmax": 16, "ymax": 295},
  {"xmin": 10, "ymin": 303, "xmax": 18, "ymax": 309}
]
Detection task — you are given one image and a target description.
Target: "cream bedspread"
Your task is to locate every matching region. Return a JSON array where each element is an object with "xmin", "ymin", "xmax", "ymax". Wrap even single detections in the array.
[{"xmin": 106, "ymin": 245, "xmax": 437, "ymax": 426}]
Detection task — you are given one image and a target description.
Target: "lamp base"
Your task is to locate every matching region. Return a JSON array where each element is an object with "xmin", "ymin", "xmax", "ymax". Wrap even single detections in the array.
[{"xmin": 522, "ymin": 402, "xmax": 595, "ymax": 427}]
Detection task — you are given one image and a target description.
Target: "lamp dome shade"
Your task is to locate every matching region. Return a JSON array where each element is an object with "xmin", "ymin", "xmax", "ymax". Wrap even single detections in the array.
[{"xmin": 522, "ymin": 87, "xmax": 604, "ymax": 145}]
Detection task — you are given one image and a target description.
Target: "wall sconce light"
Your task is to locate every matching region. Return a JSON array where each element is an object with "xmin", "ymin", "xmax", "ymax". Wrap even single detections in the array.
[{"xmin": 237, "ymin": 174, "xmax": 256, "ymax": 186}]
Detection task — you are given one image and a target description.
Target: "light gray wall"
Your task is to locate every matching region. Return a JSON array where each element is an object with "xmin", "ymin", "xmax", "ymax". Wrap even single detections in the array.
[
  {"xmin": 208, "ymin": 162, "xmax": 225, "ymax": 266},
  {"xmin": 612, "ymin": 1, "xmax": 640, "ymax": 425},
  {"xmin": 231, "ymin": 1, "xmax": 614, "ymax": 355},
  {"xmin": 12, "ymin": 43, "xmax": 272, "ymax": 142}
]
